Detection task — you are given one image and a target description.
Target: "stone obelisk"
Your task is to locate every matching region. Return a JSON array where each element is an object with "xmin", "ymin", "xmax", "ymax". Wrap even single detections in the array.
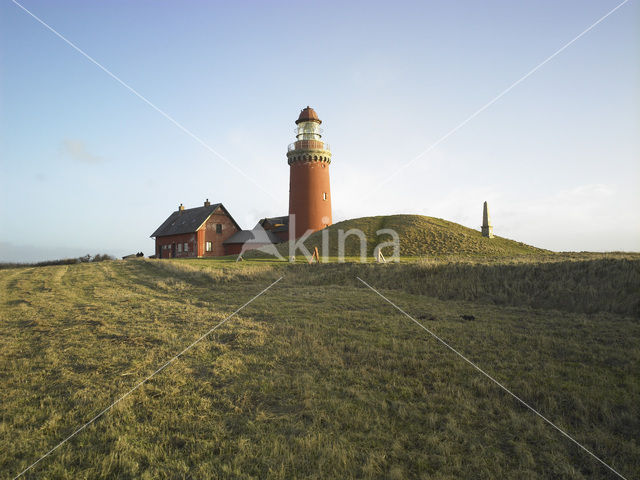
[{"xmin": 481, "ymin": 201, "xmax": 494, "ymax": 238}]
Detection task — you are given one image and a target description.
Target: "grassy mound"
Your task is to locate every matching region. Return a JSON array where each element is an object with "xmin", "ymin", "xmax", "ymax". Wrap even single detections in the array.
[{"xmin": 250, "ymin": 214, "xmax": 544, "ymax": 259}]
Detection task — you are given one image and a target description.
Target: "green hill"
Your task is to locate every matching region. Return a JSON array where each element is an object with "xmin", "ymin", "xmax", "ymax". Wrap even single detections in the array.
[{"xmin": 256, "ymin": 214, "xmax": 544, "ymax": 258}]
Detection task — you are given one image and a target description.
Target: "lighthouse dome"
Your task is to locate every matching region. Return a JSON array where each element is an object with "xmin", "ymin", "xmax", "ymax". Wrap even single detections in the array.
[{"xmin": 295, "ymin": 106, "xmax": 321, "ymax": 124}]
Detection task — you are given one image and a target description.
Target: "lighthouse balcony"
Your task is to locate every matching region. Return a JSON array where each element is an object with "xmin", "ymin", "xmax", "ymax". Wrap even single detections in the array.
[{"xmin": 288, "ymin": 140, "xmax": 330, "ymax": 152}]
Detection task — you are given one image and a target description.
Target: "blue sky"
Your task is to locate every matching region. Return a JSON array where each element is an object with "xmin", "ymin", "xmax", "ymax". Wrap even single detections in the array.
[{"xmin": 1, "ymin": 0, "xmax": 638, "ymax": 261}]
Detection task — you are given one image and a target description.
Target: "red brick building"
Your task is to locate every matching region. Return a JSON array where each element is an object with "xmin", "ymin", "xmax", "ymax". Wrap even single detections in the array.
[
  {"xmin": 151, "ymin": 107, "xmax": 332, "ymax": 257},
  {"xmin": 258, "ymin": 216, "xmax": 289, "ymax": 242},
  {"xmin": 151, "ymin": 200, "xmax": 241, "ymax": 258}
]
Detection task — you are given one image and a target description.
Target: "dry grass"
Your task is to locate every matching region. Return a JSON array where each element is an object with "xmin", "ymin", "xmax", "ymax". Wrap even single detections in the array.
[
  {"xmin": 168, "ymin": 252, "xmax": 640, "ymax": 316},
  {"xmin": 1, "ymin": 257, "xmax": 638, "ymax": 478}
]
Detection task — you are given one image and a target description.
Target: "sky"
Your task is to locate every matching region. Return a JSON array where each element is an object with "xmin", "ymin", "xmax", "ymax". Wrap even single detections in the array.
[{"xmin": 1, "ymin": 0, "xmax": 638, "ymax": 261}]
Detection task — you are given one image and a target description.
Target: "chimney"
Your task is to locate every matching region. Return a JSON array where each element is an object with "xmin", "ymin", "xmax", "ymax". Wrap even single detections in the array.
[
  {"xmin": 178, "ymin": 203, "xmax": 185, "ymax": 213},
  {"xmin": 204, "ymin": 198, "xmax": 211, "ymax": 207}
]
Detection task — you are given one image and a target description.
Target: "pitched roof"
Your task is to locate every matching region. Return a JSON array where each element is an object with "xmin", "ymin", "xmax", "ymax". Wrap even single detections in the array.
[
  {"xmin": 150, "ymin": 203, "xmax": 241, "ymax": 237},
  {"xmin": 223, "ymin": 228, "xmax": 283, "ymax": 245},
  {"xmin": 259, "ymin": 215, "xmax": 289, "ymax": 233}
]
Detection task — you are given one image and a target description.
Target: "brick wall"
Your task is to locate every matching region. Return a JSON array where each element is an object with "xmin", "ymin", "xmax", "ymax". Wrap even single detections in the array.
[
  {"xmin": 154, "ymin": 207, "xmax": 241, "ymax": 258},
  {"xmin": 156, "ymin": 232, "xmax": 198, "ymax": 259},
  {"xmin": 201, "ymin": 210, "xmax": 239, "ymax": 257}
]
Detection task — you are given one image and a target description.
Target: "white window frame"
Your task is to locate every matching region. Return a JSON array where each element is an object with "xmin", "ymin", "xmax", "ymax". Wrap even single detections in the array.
[
  {"xmin": 177, "ymin": 243, "xmax": 182, "ymax": 253},
  {"xmin": 205, "ymin": 241, "xmax": 213, "ymax": 252}
]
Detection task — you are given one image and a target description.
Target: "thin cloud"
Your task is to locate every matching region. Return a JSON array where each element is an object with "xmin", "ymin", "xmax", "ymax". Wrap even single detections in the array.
[{"xmin": 61, "ymin": 139, "xmax": 104, "ymax": 164}]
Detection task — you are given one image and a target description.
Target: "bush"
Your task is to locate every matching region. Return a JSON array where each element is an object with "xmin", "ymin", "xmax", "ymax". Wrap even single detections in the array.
[{"xmin": 0, "ymin": 253, "xmax": 114, "ymax": 270}]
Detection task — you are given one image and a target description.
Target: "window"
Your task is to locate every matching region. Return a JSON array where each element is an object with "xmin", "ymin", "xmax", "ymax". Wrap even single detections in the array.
[
  {"xmin": 205, "ymin": 241, "xmax": 212, "ymax": 252},
  {"xmin": 183, "ymin": 243, "xmax": 188, "ymax": 252},
  {"xmin": 216, "ymin": 224, "xmax": 222, "ymax": 234},
  {"xmin": 323, "ymin": 192, "xmax": 327, "ymax": 200},
  {"xmin": 177, "ymin": 243, "xmax": 182, "ymax": 253}
]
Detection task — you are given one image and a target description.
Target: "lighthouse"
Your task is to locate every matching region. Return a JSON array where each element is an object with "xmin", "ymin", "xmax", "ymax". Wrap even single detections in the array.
[{"xmin": 287, "ymin": 106, "xmax": 332, "ymax": 239}]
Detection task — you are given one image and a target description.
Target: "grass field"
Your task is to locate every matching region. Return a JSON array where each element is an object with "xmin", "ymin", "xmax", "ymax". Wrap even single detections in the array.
[{"xmin": 1, "ymin": 255, "xmax": 639, "ymax": 479}]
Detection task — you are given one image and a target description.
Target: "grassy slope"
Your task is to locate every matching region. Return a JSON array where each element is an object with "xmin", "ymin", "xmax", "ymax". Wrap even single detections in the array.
[
  {"xmin": 1, "ymin": 259, "xmax": 639, "ymax": 479},
  {"xmin": 183, "ymin": 253, "xmax": 640, "ymax": 316},
  {"xmin": 249, "ymin": 214, "xmax": 544, "ymax": 259}
]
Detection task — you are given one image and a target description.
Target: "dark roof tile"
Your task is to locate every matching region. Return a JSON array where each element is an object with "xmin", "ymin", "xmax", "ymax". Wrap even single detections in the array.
[
  {"xmin": 259, "ymin": 215, "xmax": 289, "ymax": 233},
  {"xmin": 223, "ymin": 229, "xmax": 283, "ymax": 245},
  {"xmin": 151, "ymin": 203, "xmax": 240, "ymax": 237}
]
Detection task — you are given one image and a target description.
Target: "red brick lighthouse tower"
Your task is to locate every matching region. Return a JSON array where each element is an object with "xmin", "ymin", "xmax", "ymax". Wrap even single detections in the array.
[{"xmin": 287, "ymin": 106, "xmax": 332, "ymax": 239}]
